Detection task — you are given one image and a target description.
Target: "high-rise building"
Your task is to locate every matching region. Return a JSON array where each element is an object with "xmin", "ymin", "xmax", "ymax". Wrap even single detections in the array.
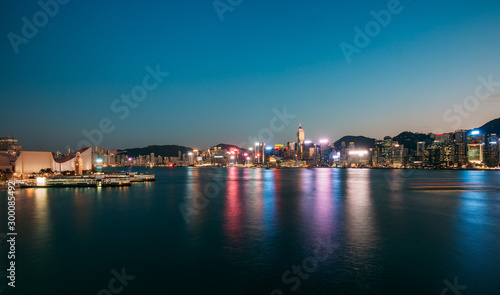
[
  {"xmin": 258, "ymin": 142, "xmax": 266, "ymax": 164},
  {"xmin": 381, "ymin": 137, "xmax": 393, "ymax": 164},
  {"xmin": 0, "ymin": 137, "xmax": 20, "ymax": 156},
  {"xmin": 417, "ymin": 142, "xmax": 426, "ymax": 157},
  {"xmin": 428, "ymin": 143, "xmax": 443, "ymax": 168},
  {"xmin": 392, "ymin": 143, "xmax": 406, "ymax": 167},
  {"xmin": 467, "ymin": 130, "xmax": 484, "ymax": 164},
  {"xmin": 454, "ymin": 130, "xmax": 467, "ymax": 143},
  {"xmin": 296, "ymin": 124, "xmax": 305, "ymax": 159},
  {"xmin": 485, "ymin": 134, "xmax": 499, "ymax": 167}
]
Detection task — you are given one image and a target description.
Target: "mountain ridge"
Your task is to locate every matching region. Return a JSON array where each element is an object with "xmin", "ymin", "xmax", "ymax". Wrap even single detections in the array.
[{"xmin": 115, "ymin": 118, "xmax": 500, "ymax": 155}]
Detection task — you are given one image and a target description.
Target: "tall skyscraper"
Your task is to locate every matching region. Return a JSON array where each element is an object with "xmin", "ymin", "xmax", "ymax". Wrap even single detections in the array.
[
  {"xmin": 485, "ymin": 133, "xmax": 499, "ymax": 167},
  {"xmin": 296, "ymin": 124, "xmax": 305, "ymax": 160}
]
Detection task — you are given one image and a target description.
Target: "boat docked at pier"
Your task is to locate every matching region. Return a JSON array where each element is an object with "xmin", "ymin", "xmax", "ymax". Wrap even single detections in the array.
[
  {"xmin": 18, "ymin": 174, "xmax": 131, "ymax": 188},
  {"xmin": 125, "ymin": 172, "xmax": 155, "ymax": 182}
]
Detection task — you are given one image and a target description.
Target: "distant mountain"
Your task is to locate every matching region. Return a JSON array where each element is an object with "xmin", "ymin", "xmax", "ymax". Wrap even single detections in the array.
[
  {"xmin": 334, "ymin": 136, "xmax": 376, "ymax": 150},
  {"xmin": 211, "ymin": 143, "xmax": 244, "ymax": 151},
  {"xmin": 116, "ymin": 118, "xmax": 500, "ymax": 158},
  {"xmin": 478, "ymin": 117, "xmax": 500, "ymax": 135},
  {"xmin": 118, "ymin": 145, "xmax": 192, "ymax": 158},
  {"xmin": 392, "ymin": 132, "xmax": 433, "ymax": 151}
]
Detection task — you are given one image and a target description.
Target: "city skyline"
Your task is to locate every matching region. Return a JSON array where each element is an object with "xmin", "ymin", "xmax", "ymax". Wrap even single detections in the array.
[
  {"xmin": 1, "ymin": 1, "xmax": 500, "ymax": 151},
  {"xmin": 2, "ymin": 2, "xmax": 500, "ymax": 294},
  {"xmin": 4, "ymin": 114, "xmax": 499, "ymax": 154}
]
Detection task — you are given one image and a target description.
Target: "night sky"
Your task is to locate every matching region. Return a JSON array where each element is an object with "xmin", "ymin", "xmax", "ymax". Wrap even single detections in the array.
[{"xmin": 1, "ymin": 0, "xmax": 500, "ymax": 152}]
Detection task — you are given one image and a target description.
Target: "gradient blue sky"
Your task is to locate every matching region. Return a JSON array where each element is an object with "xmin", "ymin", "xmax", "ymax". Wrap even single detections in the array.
[{"xmin": 1, "ymin": 0, "xmax": 500, "ymax": 151}]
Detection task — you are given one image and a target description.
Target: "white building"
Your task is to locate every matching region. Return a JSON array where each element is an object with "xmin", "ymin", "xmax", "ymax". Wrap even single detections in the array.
[
  {"xmin": 15, "ymin": 151, "xmax": 55, "ymax": 174},
  {"xmin": 15, "ymin": 147, "xmax": 92, "ymax": 175},
  {"xmin": 53, "ymin": 147, "xmax": 92, "ymax": 172}
]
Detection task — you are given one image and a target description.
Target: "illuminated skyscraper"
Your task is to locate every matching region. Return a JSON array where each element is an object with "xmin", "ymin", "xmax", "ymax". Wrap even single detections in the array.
[
  {"xmin": 467, "ymin": 130, "xmax": 483, "ymax": 164},
  {"xmin": 485, "ymin": 133, "xmax": 499, "ymax": 167},
  {"xmin": 258, "ymin": 142, "xmax": 266, "ymax": 164},
  {"xmin": 296, "ymin": 124, "xmax": 305, "ymax": 159}
]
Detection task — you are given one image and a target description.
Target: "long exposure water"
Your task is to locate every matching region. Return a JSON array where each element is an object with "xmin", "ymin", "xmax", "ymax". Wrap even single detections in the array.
[{"xmin": 1, "ymin": 168, "xmax": 499, "ymax": 294}]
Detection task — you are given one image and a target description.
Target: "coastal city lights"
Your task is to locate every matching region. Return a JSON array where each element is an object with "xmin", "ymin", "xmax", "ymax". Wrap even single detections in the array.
[
  {"xmin": 2, "ymin": 1, "xmax": 500, "ymax": 294},
  {"xmin": 2, "ymin": 119, "xmax": 499, "ymax": 178}
]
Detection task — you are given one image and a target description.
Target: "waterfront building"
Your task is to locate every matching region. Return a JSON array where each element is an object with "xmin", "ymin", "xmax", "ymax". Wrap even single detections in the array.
[
  {"xmin": 0, "ymin": 154, "xmax": 16, "ymax": 171},
  {"xmin": 15, "ymin": 151, "xmax": 55, "ymax": 174},
  {"xmin": 187, "ymin": 152, "xmax": 194, "ymax": 166},
  {"xmin": 0, "ymin": 137, "xmax": 21, "ymax": 156},
  {"xmin": 296, "ymin": 124, "xmax": 305, "ymax": 160},
  {"xmin": 308, "ymin": 146, "xmax": 315, "ymax": 159},
  {"xmin": 443, "ymin": 144, "xmax": 453, "ymax": 167},
  {"xmin": 15, "ymin": 147, "xmax": 92, "ymax": 175},
  {"xmin": 381, "ymin": 137, "xmax": 392, "ymax": 164},
  {"xmin": 451, "ymin": 143, "xmax": 467, "ymax": 167},
  {"xmin": 427, "ymin": 143, "xmax": 444, "ymax": 168},
  {"xmin": 467, "ymin": 130, "xmax": 484, "ymax": 165},
  {"xmin": 53, "ymin": 147, "xmax": 92, "ymax": 172},
  {"xmin": 392, "ymin": 143, "xmax": 406, "ymax": 167},
  {"xmin": 370, "ymin": 147, "xmax": 381, "ymax": 167},
  {"xmin": 416, "ymin": 142, "xmax": 426, "ymax": 157},
  {"xmin": 258, "ymin": 142, "xmax": 266, "ymax": 164},
  {"xmin": 74, "ymin": 152, "xmax": 83, "ymax": 175},
  {"xmin": 285, "ymin": 142, "xmax": 295, "ymax": 158},
  {"xmin": 347, "ymin": 150, "xmax": 369, "ymax": 167},
  {"xmin": 454, "ymin": 130, "xmax": 467, "ymax": 143},
  {"xmin": 485, "ymin": 134, "xmax": 499, "ymax": 167}
]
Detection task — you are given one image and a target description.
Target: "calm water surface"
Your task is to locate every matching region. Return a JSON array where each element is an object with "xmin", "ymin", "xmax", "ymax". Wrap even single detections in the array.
[{"xmin": 1, "ymin": 168, "xmax": 499, "ymax": 294}]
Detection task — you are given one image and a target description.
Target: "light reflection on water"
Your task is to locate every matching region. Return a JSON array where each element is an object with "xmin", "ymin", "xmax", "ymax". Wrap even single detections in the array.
[
  {"xmin": 345, "ymin": 169, "xmax": 375, "ymax": 252},
  {"xmin": 3, "ymin": 168, "xmax": 500, "ymax": 294}
]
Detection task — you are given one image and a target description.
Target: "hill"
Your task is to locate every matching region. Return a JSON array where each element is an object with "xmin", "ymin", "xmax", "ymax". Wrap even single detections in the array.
[
  {"xmin": 392, "ymin": 132, "xmax": 433, "ymax": 151},
  {"xmin": 211, "ymin": 143, "xmax": 243, "ymax": 151},
  {"xmin": 334, "ymin": 136, "xmax": 376, "ymax": 150},
  {"xmin": 478, "ymin": 117, "xmax": 500, "ymax": 135},
  {"xmin": 118, "ymin": 145, "xmax": 192, "ymax": 158}
]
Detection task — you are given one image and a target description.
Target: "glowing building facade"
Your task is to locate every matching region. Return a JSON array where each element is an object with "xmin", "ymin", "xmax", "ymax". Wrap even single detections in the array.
[
  {"xmin": 296, "ymin": 124, "xmax": 305, "ymax": 159},
  {"xmin": 467, "ymin": 130, "xmax": 483, "ymax": 164}
]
